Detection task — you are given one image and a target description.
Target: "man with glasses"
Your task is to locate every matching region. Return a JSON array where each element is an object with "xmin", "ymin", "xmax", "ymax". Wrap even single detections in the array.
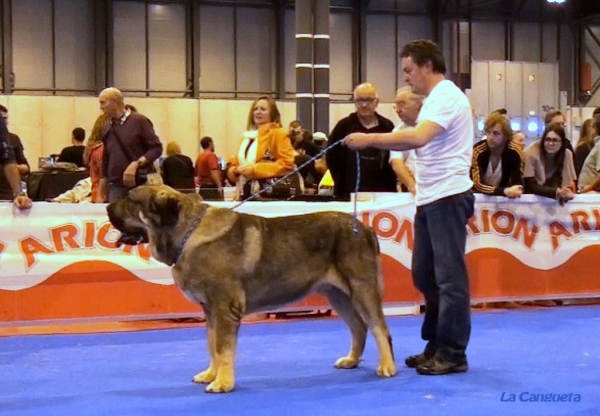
[
  {"xmin": 325, "ymin": 82, "xmax": 397, "ymax": 199},
  {"xmin": 0, "ymin": 105, "xmax": 32, "ymax": 209}
]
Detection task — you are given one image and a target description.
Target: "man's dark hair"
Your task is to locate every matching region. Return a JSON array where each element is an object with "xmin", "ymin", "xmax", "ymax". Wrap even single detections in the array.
[
  {"xmin": 492, "ymin": 108, "xmax": 507, "ymax": 115},
  {"xmin": 399, "ymin": 40, "xmax": 446, "ymax": 74},
  {"xmin": 200, "ymin": 136, "xmax": 213, "ymax": 150},
  {"xmin": 593, "ymin": 106, "xmax": 600, "ymax": 117},
  {"xmin": 544, "ymin": 109, "xmax": 564, "ymax": 125},
  {"xmin": 591, "ymin": 115, "xmax": 600, "ymax": 137},
  {"xmin": 72, "ymin": 127, "xmax": 85, "ymax": 143},
  {"xmin": 289, "ymin": 120, "xmax": 302, "ymax": 129},
  {"xmin": 0, "ymin": 104, "xmax": 7, "ymax": 113}
]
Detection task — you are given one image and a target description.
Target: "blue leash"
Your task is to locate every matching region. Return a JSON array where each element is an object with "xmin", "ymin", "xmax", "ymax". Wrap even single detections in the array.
[{"xmin": 231, "ymin": 140, "xmax": 362, "ymax": 233}]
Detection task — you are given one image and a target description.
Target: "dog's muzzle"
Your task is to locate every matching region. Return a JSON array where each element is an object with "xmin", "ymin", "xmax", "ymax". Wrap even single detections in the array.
[{"xmin": 116, "ymin": 232, "xmax": 149, "ymax": 247}]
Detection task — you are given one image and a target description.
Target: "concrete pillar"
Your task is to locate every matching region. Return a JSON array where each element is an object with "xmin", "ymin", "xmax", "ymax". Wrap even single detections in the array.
[
  {"xmin": 313, "ymin": 0, "xmax": 330, "ymax": 135},
  {"xmin": 295, "ymin": 0, "xmax": 313, "ymax": 130}
]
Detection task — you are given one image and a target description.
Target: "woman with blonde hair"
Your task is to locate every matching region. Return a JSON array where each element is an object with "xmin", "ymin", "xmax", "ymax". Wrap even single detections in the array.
[
  {"xmin": 84, "ymin": 114, "xmax": 109, "ymax": 203},
  {"xmin": 226, "ymin": 95, "xmax": 295, "ymax": 200},
  {"xmin": 161, "ymin": 141, "xmax": 196, "ymax": 193}
]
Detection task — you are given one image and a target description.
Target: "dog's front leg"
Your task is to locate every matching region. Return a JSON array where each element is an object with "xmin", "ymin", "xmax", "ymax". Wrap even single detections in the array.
[
  {"xmin": 192, "ymin": 311, "xmax": 218, "ymax": 385},
  {"xmin": 204, "ymin": 304, "xmax": 242, "ymax": 393}
]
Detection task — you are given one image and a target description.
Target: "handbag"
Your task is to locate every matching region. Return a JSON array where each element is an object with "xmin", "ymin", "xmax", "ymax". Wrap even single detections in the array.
[
  {"xmin": 110, "ymin": 124, "xmax": 159, "ymax": 186},
  {"xmin": 249, "ymin": 149, "xmax": 303, "ymax": 200},
  {"xmin": 257, "ymin": 173, "xmax": 302, "ymax": 199}
]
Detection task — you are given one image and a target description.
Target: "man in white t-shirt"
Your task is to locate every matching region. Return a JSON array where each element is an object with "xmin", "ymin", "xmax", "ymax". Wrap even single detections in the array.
[
  {"xmin": 344, "ymin": 40, "xmax": 474, "ymax": 376},
  {"xmin": 389, "ymin": 86, "xmax": 423, "ymax": 194}
]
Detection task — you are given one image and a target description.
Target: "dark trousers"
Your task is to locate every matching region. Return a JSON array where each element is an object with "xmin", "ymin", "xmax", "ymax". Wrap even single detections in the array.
[
  {"xmin": 199, "ymin": 185, "xmax": 223, "ymax": 201},
  {"xmin": 108, "ymin": 183, "xmax": 130, "ymax": 203},
  {"xmin": 412, "ymin": 190, "xmax": 475, "ymax": 362}
]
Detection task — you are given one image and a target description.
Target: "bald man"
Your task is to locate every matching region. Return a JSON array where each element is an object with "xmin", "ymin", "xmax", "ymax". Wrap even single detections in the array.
[
  {"xmin": 325, "ymin": 83, "xmax": 397, "ymax": 199},
  {"xmin": 389, "ymin": 87, "xmax": 424, "ymax": 194},
  {"xmin": 98, "ymin": 88, "xmax": 163, "ymax": 202}
]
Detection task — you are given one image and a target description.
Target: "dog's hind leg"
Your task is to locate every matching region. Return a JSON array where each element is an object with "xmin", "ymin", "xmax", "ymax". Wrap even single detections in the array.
[
  {"xmin": 350, "ymin": 288, "xmax": 397, "ymax": 377},
  {"xmin": 192, "ymin": 309, "xmax": 218, "ymax": 385},
  {"xmin": 323, "ymin": 286, "xmax": 367, "ymax": 370},
  {"xmin": 204, "ymin": 299, "xmax": 244, "ymax": 393}
]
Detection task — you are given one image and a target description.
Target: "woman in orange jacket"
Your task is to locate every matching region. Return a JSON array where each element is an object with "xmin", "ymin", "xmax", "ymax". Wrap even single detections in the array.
[{"xmin": 226, "ymin": 95, "xmax": 295, "ymax": 199}]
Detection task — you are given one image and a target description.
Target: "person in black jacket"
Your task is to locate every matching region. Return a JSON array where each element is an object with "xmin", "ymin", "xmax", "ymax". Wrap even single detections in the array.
[
  {"xmin": 471, "ymin": 112, "xmax": 523, "ymax": 198},
  {"xmin": 288, "ymin": 120, "xmax": 323, "ymax": 187},
  {"xmin": 161, "ymin": 141, "xmax": 196, "ymax": 193},
  {"xmin": 58, "ymin": 127, "xmax": 86, "ymax": 167},
  {"xmin": 326, "ymin": 83, "xmax": 397, "ymax": 199}
]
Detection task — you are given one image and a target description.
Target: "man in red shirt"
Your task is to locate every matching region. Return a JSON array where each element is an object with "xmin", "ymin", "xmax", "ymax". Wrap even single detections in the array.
[{"xmin": 195, "ymin": 136, "xmax": 223, "ymax": 199}]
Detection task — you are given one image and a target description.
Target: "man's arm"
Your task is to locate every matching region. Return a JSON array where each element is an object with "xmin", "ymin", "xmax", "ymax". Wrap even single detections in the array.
[
  {"xmin": 3, "ymin": 162, "xmax": 22, "ymax": 196},
  {"xmin": 17, "ymin": 163, "xmax": 29, "ymax": 176},
  {"xmin": 303, "ymin": 138, "xmax": 321, "ymax": 157},
  {"xmin": 581, "ymin": 172, "xmax": 600, "ymax": 193},
  {"xmin": 372, "ymin": 121, "xmax": 443, "ymax": 150},
  {"xmin": 346, "ymin": 120, "xmax": 444, "ymax": 151},
  {"xmin": 390, "ymin": 158, "xmax": 415, "ymax": 194},
  {"xmin": 138, "ymin": 117, "xmax": 163, "ymax": 164},
  {"xmin": 10, "ymin": 135, "xmax": 29, "ymax": 176},
  {"xmin": 209, "ymin": 170, "xmax": 222, "ymax": 188}
]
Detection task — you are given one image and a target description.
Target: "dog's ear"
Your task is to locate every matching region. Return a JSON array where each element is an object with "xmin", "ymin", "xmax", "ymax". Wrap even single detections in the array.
[{"xmin": 150, "ymin": 191, "xmax": 180, "ymax": 226}]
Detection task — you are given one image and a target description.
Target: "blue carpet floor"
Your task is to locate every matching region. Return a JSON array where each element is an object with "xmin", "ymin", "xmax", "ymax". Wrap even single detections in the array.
[{"xmin": 1, "ymin": 306, "xmax": 599, "ymax": 416}]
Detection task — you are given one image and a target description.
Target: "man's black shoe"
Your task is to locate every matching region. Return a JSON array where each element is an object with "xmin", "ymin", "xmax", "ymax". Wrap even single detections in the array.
[
  {"xmin": 416, "ymin": 357, "xmax": 468, "ymax": 375},
  {"xmin": 404, "ymin": 353, "xmax": 433, "ymax": 368}
]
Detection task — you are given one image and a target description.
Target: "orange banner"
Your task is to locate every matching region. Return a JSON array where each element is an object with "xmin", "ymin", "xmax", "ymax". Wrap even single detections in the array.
[{"xmin": 1, "ymin": 193, "xmax": 600, "ymax": 324}]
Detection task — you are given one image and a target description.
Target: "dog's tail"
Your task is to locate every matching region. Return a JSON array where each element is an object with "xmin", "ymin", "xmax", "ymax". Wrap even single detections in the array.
[{"xmin": 366, "ymin": 226, "xmax": 384, "ymax": 296}]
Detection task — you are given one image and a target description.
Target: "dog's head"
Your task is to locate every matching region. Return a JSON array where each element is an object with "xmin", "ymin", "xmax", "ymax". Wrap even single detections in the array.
[{"xmin": 106, "ymin": 185, "xmax": 184, "ymax": 247}]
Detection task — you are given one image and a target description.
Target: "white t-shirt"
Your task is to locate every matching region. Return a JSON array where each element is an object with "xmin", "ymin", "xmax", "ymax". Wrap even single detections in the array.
[
  {"xmin": 414, "ymin": 79, "xmax": 474, "ymax": 206},
  {"xmin": 389, "ymin": 123, "xmax": 416, "ymax": 176},
  {"xmin": 483, "ymin": 159, "xmax": 502, "ymax": 187}
]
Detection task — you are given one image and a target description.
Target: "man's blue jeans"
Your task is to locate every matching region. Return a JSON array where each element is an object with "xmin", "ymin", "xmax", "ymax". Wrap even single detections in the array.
[{"xmin": 412, "ymin": 190, "xmax": 475, "ymax": 363}]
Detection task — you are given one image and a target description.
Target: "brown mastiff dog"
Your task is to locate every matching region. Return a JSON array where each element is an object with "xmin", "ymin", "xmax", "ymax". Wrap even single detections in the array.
[{"xmin": 107, "ymin": 184, "xmax": 396, "ymax": 393}]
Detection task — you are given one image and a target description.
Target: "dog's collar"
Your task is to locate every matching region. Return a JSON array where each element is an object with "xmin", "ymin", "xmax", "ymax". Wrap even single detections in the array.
[{"xmin": 172, "ymin": 209, "xmax": 205, "ymax": 266}]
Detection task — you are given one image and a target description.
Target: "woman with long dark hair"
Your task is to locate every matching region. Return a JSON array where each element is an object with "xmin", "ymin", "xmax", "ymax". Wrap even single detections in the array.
[
  {"xmin": 574, "ymin": 118, "xmax": 594, "ymax": 176},
  {"xmin": 523, "ymin": 123, "xmax": 576, "ymax": 203}
]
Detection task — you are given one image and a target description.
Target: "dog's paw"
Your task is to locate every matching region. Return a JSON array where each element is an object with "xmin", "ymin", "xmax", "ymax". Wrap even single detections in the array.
[
  {"xmin": 205, "ymin": 377, "xmax": 235, "ymax": 393},
  {"xmin": 334, "ymin": 356, "xmax": 361, "ymax": 369},
  {"xmin": 192, "ymin": 369, "xmax": 217, "ymax": 384},
  {"xmin": 376, "ymin": 362, "xmax": 397, "ymax": 378}
]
